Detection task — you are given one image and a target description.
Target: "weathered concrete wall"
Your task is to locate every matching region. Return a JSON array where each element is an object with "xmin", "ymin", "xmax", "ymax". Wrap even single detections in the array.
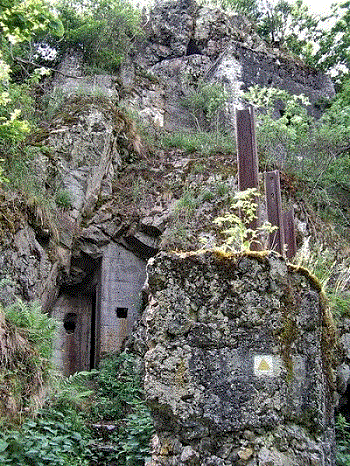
[
  {"xmin": 143, "ymin": 251, "xmax": 335, "ymax": 466},
  {"xmin": 100, "ymin": 243, "xmax": 147, "ymax": 355},
  {"xmin": 52, "ymin": 293, "xmax": 93, "ymax": 375}
]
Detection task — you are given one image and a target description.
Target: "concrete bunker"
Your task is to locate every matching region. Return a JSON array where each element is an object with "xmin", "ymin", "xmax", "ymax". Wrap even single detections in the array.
[
  {"xmin": 144, "ymin": 251, "xmax": 336, "ymax": 466},
  {"xmin": 52, "ymin": 231, "xmax": 159, "ymax": 375}
]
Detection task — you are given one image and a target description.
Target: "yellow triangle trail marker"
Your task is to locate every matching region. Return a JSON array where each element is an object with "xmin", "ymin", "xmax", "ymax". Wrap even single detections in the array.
[
  {"xmin": 254, "ymin": 355, "xmax": 275, "ymax": 377},
  {"xmin": 258, "ymin": 359, "xmax": 271, "ymax": 371}
]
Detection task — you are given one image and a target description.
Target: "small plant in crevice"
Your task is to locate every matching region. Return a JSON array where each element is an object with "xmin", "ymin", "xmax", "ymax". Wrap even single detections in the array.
[
  {"xmin": 55, "ymin": 189, "xmax": 74, "ymax": 209},
  {"xmin": 174, "ymin": 190, "xmax": 199, "ymax": 217},
  {"xmin": 214, "ymin": 188, "xmax": 277, "ymax": 252}
]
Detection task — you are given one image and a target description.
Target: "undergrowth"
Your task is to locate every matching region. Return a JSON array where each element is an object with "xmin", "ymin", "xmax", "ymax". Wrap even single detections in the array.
[
  {"xmin": 294, "ymin": 241, "xmax": 350, "ymax": 319},
  {"xmin": 0, "ymin": 297, "xmax": 56, "ymax": 425},
  {"xmin": 336, "ymin": 414, "xmax": 350, "ymax": 466},
  {"xmin": 161, "ymin": 131, "xmax": 235, "ymax": 155},
  {"xmin": 0, "ymin": 353, "xmax": 154, "ymax": 466}
]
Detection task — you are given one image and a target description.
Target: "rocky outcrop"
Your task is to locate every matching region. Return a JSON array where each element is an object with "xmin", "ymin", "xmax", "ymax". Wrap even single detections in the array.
[
  {"xmin": 50, "ymin": 1, "xmax": 335, "ymax": 133},
  {"xmin": 122, "ymin": 0, "xmax": 335, "ymax": 131},
  {"xmin": 143, "ymin": 251, "xmax": 336, "ymax": 466}
]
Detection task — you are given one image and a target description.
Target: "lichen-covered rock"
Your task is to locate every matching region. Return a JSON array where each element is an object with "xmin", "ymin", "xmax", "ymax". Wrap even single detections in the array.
[
  {"xmin": 143, "ymin": 251, "xmax": 335, "ymax": 466},
  {"xmin": 125, "ymin": 0, "xmax": 335, "ymax": 131}
]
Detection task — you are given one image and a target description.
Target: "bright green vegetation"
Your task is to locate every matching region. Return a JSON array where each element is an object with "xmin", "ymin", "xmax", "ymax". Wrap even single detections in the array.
[
  {"xmin": 0, "ymin": 286, "xmax": 153, "ymax": 465},
  {"xmin": 0, "ymin": 296, "xmax": 57, "ymax": 424},
  {"xmin": 55, "ymin": 189, "xmax": 74, "ymax": 209},
  {"xmin": 245, "ymin": 85, "xmax": 350, "ymax": 236},
  {"xmin": 49, "ymin": 0, "xmax": 141, "ymax": 73},
  {"xmin": 0, "ymin": 351, "xmax": 154, "ymax": 466},
  {"xmin": 161, "ymin": 131, "xmax": 236, "ymax": 156},
  {"xmin": 336, "ymin": 414, "xmax": 350, "ymax": 466},
  {"xmin": 295, "ymin": 243, "xmax": 350, "ymax": 321},
  {"xmin": 213, "ymin": 0, "xmax": 350, "ymax": 77},
  {"xmin": 214, "ymin": 188, "xmax": 277, "ymax": 252},
  {"xmin": 181, "ymin": 81, "xmax": 228, "ymax": 132}
]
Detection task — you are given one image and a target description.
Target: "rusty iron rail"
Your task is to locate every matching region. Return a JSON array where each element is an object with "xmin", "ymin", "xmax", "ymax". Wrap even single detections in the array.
[{"xmin": 265, "ymin": 170, "xmax": 285, "ymax": 256}]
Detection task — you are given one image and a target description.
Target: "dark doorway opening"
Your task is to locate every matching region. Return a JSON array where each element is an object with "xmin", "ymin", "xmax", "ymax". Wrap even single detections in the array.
[{"xmin": 90, "ymin": 289, "xmax": 97, "ymax": 370}]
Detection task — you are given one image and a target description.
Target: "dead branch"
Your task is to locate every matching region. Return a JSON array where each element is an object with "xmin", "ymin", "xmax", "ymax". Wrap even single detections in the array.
[{"xmin": 14, "ymin": 57, "xmax": 84, "ymax": 80}]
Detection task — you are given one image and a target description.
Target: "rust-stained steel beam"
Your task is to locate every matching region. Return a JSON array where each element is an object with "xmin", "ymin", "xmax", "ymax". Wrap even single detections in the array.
[
  {"xmin": 236, "ymin": 106, "xmax": 259, "ymax": 193},
  {"xmin": 236, "ymin": 106, "xmax": 260, "ymax": 249},
  {"xmin": 265, "ymin": 170, "xmax": 285, "ymax": 256},
  {"xmin": 283, "ymin": 208, "xmax": 297, "ymax": 259}
]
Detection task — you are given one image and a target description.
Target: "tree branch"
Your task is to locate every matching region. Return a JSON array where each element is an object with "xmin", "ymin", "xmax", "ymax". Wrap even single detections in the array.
[
  {"xmin": 335, "ymin": 145, "xmax": 350, "ymax": 157},
  {"xmin": 14, "ymin": 57, "xmax": 84, "ymax": 79}
]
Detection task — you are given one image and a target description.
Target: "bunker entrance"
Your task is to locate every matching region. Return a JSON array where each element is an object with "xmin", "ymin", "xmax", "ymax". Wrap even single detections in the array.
[
  {"xmin": 51, "ymin": 240, "xmax": 155, "ymax": 376},
  {"xmin": 51, "ymin": 253, "xmax": 101, "ymax": 376}
]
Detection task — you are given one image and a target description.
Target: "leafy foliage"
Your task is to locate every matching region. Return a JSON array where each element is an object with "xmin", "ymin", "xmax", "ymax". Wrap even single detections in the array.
[
  {"xmin": 336, "ymin": 414, "xmax": 350, "ymax": 466},
  {"xmin": 0, "ymin": 296, "xmax": 57, "ymax": 425},
  {"xmin": 52, "ymin": 0, "xmax": 141, "ymax": 72},
  {"xmin": 0, "ymin": 0, "xmax": 62, "ymax": 183},
  {"xmin": 0, "ymin": 53, "xmax": 31, "ymax": 145},
  {"xmin": 4, "ymin": 298, "xmax": 56, "ymax": 360},
  {"xmin": 214, "ymin": 188, "xmax": 277, "ymax": 252},
  {"xmin": 294, "ymin": 241, "xmax": 350, "ymax": 319},
  {"xmin": 92, "ymin": 354, "xmax": 143, "ymax": 420},
  {"xmin": 120, "ymin": 404, "xmax": 154, "ymax": 466},
  {"xmin": 216, "ymin": 0, "xmax": 260, "ymax": 19},
  {"xmin": 245, "ymin": 85, "xmax": 350, "ymax": 233},
  {"xmin": 315, "ymin": 1, "xmax": 350, "ymax": 81},
  {"xmin": 258, "ymin": 0, "xmax": 319, "ymax": 62},
  {"xmin": 0, "ymin": 408, "xmax": 90, "ymax": 466},
  {"xmin": 181, "ymin": 81, "xmax": 228, "ymax": 131},
  {"xmin": 0, "ymin": 0, "xmax": 63, "ymax": 44},
  {"xmin": 0, "ymin": 353, "xmax": 154, "ymax": 465}
]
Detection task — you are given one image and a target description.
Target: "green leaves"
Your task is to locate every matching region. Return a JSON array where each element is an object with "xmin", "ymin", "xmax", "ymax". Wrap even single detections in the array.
[
  {"xmin": 54, "ymin": 0, "xmax": 140, "ymax": 72},
  {"xmin": 214, "ymin": 188, "xmax": 277, "ymax": 252},
  {"xmin": 0, "ymin": 0, "xmax": 63, "ymax": 44},
  {"xmin": 0, "ymin": 409, "xmax": 90, "ymax": 466},
  {"xmin": 181, "ymin": 81, "xmax": 228, "ymax": 131},
  {"xmin": 315, "ymin": 1, "xmax": 350, "ymax": 79},
  {"xmin": 4, "ymin": 298, "xmax": 57, "ymax": 360},
  {"xmin": 336, "ymin": 414, "xmax": 350, "ymax": 465}
]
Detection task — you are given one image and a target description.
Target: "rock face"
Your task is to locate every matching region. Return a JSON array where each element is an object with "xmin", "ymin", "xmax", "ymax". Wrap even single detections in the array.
[
  {"xmin": 143, "ymin": 251, "xmax": 336, "ymax": 466},
  {"xmin": 124, "ymin": 0, "xmax": 335, "ymax": 131}
]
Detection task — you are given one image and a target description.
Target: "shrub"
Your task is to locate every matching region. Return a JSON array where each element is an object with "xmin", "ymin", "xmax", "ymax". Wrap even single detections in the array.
[
  {"xmin": 245, "ymin": 86, "xmax": 350, "ymax": 233},
  {"xmin": 0, "ymin": 353, "xmax": 154, "ymax": 465},
  {"xmin": 51, "ymin": 0, "xmax": 141, "ymax": 72},
  {"xmin": 181, "ymin": 81, "xmax": 228, "ymax": 131}
]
